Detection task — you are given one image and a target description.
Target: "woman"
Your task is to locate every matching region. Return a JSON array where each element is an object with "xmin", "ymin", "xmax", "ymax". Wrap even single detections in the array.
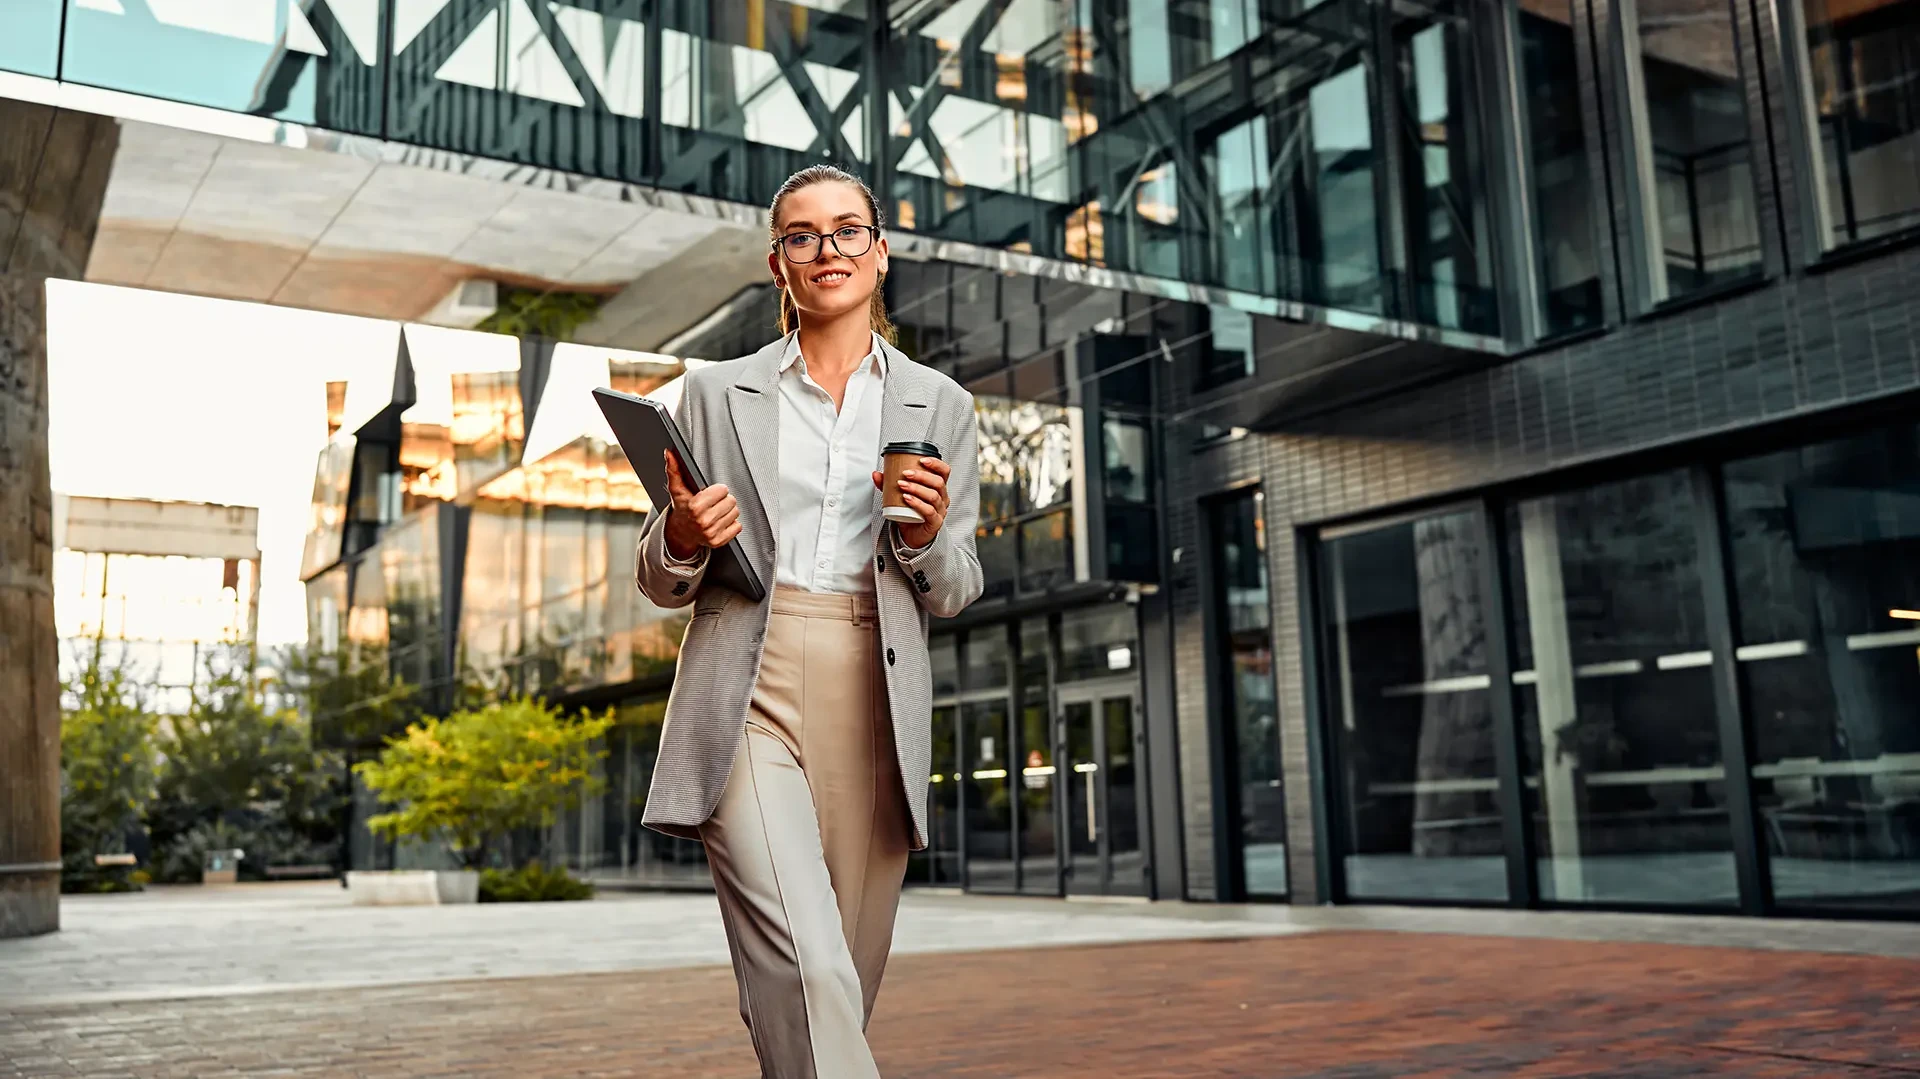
[{"xmin": 633, "ymin": 164, "xmax": 983, "ymax": 1078}]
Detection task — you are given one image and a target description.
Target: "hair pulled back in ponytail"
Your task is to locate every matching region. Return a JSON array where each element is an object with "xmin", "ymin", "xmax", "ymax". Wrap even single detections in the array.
[{"xmin": 769, "ymin": 164, "xmax": 896, "ymax": 344}]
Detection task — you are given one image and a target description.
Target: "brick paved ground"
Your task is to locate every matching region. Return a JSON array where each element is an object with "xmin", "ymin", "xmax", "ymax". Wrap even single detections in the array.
[{"xmin": 7, "ymin": 930, "xmax": 1920, "ymax": 1078}]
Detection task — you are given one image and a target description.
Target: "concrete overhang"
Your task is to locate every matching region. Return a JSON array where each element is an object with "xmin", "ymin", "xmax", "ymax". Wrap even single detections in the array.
[{"xmin": 84, "ymin": 118, "xmax": 770, "ymax": 351}]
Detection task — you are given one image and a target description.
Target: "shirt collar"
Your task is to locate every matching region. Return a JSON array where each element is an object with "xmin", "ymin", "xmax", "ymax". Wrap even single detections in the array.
[{"xmin": 779, "ymin": 331, "xmax": 889, "ymax": 378}]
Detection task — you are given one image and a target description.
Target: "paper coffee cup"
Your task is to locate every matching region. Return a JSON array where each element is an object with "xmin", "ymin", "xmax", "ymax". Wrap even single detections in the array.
[{"xmin": 882, "ymin": 441, "xmax": 941, "ymax": 524}]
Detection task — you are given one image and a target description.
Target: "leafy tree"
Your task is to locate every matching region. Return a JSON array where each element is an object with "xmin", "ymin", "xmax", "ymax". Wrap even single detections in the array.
[
  {"xmin": 474, "ymin": 287, "xmax": 605, "ymax": 341},
  {"xmin": 58, "ymin": 645, "xmax": 158, "ymax": 893},
  {"xmin": 355, "ymin": 697, "xmax": 612, "ymax": 870},
  {"xmin": 147, "ymin": 657, "xmax": 348, "ymax": 882}
]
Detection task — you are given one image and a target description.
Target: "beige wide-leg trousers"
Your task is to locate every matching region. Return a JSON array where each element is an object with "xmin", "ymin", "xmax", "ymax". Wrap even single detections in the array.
[{"xmin": 699, "ymin": 586, "xmax": 911, "ymax": 1079}]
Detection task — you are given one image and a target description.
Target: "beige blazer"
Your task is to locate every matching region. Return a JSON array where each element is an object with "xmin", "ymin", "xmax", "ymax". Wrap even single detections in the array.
[{"xmin": 634, "ymin": 335, "xmax": 983, "ymax": 850}]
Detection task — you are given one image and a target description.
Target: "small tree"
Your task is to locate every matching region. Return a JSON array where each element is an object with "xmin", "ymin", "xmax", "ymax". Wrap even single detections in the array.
[
  {"xmin": 148, "ymin": 656, "xmax": 347, "ymax": 882},
  {"xmin": 59, "ymin": 645, "xmax": 158, "ymax": 893},
  {"xmin": 355, "ymin": 697, "xmax": 612, "ymax": 870}
]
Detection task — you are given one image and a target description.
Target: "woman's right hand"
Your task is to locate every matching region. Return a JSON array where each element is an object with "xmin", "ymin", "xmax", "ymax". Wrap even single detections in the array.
[{"xmin": 663, "ymin": 449, "xmax": 740, "ymax": 561}]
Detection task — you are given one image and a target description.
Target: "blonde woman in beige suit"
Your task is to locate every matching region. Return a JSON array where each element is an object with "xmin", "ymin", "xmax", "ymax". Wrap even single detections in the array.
[{"xmin": 633, "ymin": 164, "xmax": 984, "ymax": 1078}]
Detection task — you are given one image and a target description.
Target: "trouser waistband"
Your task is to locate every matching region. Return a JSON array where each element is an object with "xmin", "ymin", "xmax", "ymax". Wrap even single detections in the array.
[{"xmin": 771, "ymin": 584, "xmax": 879, "ymax": 623}]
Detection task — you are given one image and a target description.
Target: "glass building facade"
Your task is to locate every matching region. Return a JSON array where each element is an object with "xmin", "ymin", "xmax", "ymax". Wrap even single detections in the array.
[{"xmin": 14, "ymin": 0, "xmax": 1880, "ymax": 915}]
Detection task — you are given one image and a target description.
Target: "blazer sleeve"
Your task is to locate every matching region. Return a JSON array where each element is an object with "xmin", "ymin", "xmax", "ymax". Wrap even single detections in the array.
[
  {"xmin": 635, "ymin": 383, "xmax": 709, "ymax": 609},
  {"xmin": 892, "ymin": 389, "xmax": 984, "ymax": 619}
]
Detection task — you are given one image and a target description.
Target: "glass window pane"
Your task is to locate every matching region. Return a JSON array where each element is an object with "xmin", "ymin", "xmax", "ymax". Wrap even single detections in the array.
[
  {"xmin": 62, "ymin": 0, "xmax": 384, "ymax": 131},
  {"xmin": 1307, "ymin": 66, "xmax": 1385, "ymax": 314},
  {"xmin": 927, "ymin": 704, "xmax": 964, "ymax": 886},
  {"xmin": 1018, "ymin": 508, "xmax": 1073, "ymax": 592},
  {"xmin": 1208, "ymin": 119, "xmax": 1273, "ymax": 294},
  {"xmin": 964, "ymin": 625, "xmax": 1010, "ymax": 693},
  {"xmin": 1324, "ymin": 511, "xmax": 1508, "ymax": 902},
  {"xmin": 1723, "ymin": 425, "xmax": 1920, "ymax": 911},
  {"xmin": 931, "ymin": 634, "xmax": 960, "ymax": 699},
  {"xmin": 0, "ymin": 0, "xmax": 61, "ymax": 77},
  {"xmin": 1508, "ymin": 471, "xmax": 1738, "ymax": 905},
  {"xmin": 1517, "ymin": 0, "xmax": 1604, "ymax": 335},
  {"xmin": 1397, "ymin": 13, "xmax": 1499, "ymax": 334},
  {"xmin": 887, "ymin": 0, "xmax": 1072, "ymax": 254},
  {"xmin": 1799, "ymin": 0, "xmax": 1920, "ymax": 247},
  {"xmin": 1017, "ymin": 617, "xmax": 1057, "ymax": 894},
  {"xmin": 660, "ymin": 0, "xmax": 868, "ymax": 200},
  {"xmin": 963, "ymin": 698, "xmax": 1015, "ymax": 891},
  {"xmin": 1628, "ymin": 0, "xmax": 1764, "ymax": 300},
  {"xmin": 1211, "ymin": 490, "xmax": 1286, "ymax": 896},
  {"xmin": 1058, "ymin": 603, "xmax": 1139, "ymax": 684}
]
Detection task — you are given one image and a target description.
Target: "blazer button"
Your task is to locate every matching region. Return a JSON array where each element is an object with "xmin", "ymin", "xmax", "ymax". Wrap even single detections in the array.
[
  {"xmin": 885, "ymin": 648, "xmax": 895, "ymax": 667},
  {"xmin": 875, "ymin": 554, "xmax": 884, "ymax": 571}
]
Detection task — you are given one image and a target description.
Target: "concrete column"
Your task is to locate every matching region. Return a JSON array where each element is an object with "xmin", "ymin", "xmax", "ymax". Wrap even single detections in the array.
[{"xmin": 0, "ymin": 100, "xmax": 118, "ymax": 939}]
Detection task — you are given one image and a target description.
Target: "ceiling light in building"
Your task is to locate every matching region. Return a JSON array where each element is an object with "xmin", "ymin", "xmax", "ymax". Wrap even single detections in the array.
[{"xmin": 418, "ymin": 279, "xmax": 499, "ymax": 330}]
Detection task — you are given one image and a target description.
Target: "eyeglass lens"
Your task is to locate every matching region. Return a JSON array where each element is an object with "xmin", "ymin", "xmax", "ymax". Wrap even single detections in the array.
[{"xmin": 780, "ymin": 226, "xmax": 874, "ymax": 263}]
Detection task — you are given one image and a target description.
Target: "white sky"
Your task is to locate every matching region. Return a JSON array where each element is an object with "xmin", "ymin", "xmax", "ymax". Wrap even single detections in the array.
[{"xmin": 48, "ymin": 280, "xmax": 402, "ymax": 648}]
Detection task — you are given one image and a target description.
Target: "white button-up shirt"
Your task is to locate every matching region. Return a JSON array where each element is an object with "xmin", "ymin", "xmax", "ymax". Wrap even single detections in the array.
[{"xmin": 774, "ymin": 332, "xmax": 887, "ymax": 594}]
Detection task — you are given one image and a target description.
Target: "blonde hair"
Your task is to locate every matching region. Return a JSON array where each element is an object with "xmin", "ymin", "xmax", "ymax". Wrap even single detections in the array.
[{"xmin": 769, "ymin": 165, "xmax": 897, "ymax": 344}]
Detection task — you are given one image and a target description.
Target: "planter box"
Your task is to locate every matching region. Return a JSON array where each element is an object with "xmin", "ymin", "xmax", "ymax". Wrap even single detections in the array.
[{"xmin": 346, "ymin": 870, "xmax": 479, "ymax": 906}]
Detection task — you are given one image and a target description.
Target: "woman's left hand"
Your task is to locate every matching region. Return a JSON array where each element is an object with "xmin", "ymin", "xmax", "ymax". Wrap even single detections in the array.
[{"xmin": 872, "ymin": 457, "xmax": 951, "ymax": 549}]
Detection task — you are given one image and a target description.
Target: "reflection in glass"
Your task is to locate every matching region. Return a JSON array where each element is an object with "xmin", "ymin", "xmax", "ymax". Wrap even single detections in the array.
[
  {"xmin": 301, "ymin": 434, "xmax": 356, "ymax": 579},
  {"xmin": 1103, "ymin": 696, "xmax": 1146, "ymax": 895},
  {"xmin": 1508, "ymin": 472, "xmax": 1736, "ymax": 905},
  {"xmin": 887, "ymin": 0, "xmax": 1071, "ymax": 250},
  {"xmin": 1210, "ymin": 119, "xmax": 1272, "ymax": 294},
  {"xmin": 1211, "ymin": 490, "xmax": 1286, "ymax": 896},
  {"xmin": 1397, "ymin": 15, "xmax": 1497, "ymax": 333},
  {"xmin": 1796, "ymin": 0, "xmax": 1920, "ymax": 247},
  {"xmin": 1518, "ymin": 0, "xmax": 1604, "ymax": 335},
  {"xmin": 1103, "ymin": 420, "xmax": 1153, "ymax": 504},
  {"xmin": 1308, "ymin": 66, "xmax": 1386, "ymax": 313},
  {"xmin": 1199, "ymin": 305, "xmax": 1255, "ymax": 388},
  {"xmin": 963, "ymin": 698, "xmax": 1015, "ymax": 892},
  {"xmin": 660, "ymin": 0, "xmax": 867, "ymax": 175},
  {"xmin": 1018, "ymin": 510, "xmax": 1073, "ymax": 592},
  {"xmin": 61, "ymin": 0, "xmax": 385, "ymax": 130},
  {"xmin": 1723, "ymin": 425, "xmax": 1920, "ymax": 911},
  {"xmin": 1323, "ymin": 513, "xmax": 1506, "ymax": 901},
  {"xmin": 1626, "ymin": 0, "xmax": 1763, "ymax": 300},
  {"xmin": 451, "ymin": 371, "xmax": 527, "ymax": 495},
  {"xmin": 1016, "ymin": 617, "xmax": 1057, "ymax": 894},
  {"xmin": 461, "ymin": 435, "xmax": 680, "ymax": 699},
  {"xmin": 1058, "ymin": 604, "xmax": 1138, "ymax": 684},
  {"xmin": 0, "ymin": 0, "xmax": 61, "ymax": 77},
  {"xmin": 1063, "ymin": 699, "xmax": 1100, "ymax": 890},
  {"xmin": 925, "ymin": 704, "xmax": 964, "ymax": 886}
]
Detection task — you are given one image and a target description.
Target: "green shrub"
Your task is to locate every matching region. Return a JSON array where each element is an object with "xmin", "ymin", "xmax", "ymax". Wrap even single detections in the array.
[
  {"xmin": 59, "ymin": 648, "xmax": 157, "ymax": 893},
  {"xmin": 478, "ymin": 861, "xmax": 594, "ymax": 903},
  {"xmin": 356, "ymin": 697, "xmax": 612, "ymax": 869}
]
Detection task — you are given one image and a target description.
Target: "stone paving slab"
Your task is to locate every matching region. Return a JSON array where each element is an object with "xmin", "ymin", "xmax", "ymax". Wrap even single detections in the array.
[
  {"xmin": 0, "ymin": 885, "xmax": 1314, "ymax": 1007},
  {"xmin": 6, "ymin": 931, "xmax": 1919, "ymax": 1078}
]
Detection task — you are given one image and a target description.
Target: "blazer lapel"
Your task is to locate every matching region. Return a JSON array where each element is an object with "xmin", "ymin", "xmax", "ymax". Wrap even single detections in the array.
[
  {"xmin": 727, "ymin": 338, "xmax": 787, "ymax": 585},
  {"xmin": 871, "ymin": 343, "xmax": 937, "ymax": 545}
]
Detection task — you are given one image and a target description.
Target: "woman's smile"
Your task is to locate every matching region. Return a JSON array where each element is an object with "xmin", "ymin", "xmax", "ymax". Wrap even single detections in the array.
[{"xmin": 811, "ymin": 268, "xmax": 853, "ymax": 286}]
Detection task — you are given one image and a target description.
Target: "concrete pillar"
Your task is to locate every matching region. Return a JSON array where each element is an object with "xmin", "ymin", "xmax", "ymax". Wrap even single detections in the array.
[{"xmin": 0, "ymin": 100, "xmax": 118, "ymax": 938}]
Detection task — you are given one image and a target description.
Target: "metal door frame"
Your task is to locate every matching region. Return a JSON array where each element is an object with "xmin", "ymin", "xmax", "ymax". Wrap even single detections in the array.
[{"xmin": 1056, "ymin": 675, "xmax": 1146, "ymax": 896}]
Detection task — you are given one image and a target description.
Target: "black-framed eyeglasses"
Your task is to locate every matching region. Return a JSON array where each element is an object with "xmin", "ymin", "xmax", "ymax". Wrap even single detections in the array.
[{"xmin": 773, "ymin": 224, "xmax": 881, "ymax": 264}]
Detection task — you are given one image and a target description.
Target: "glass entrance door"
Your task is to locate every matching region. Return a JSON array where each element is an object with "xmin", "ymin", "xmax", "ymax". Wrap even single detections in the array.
[{"xmin": 1059, "ymin": 681, "xmax": 1148, "ymax": 896}]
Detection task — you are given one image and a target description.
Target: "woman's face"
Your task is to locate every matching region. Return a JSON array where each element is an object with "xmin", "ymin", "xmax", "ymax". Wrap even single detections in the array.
[{"xmin": 769, "ymin": 180, "xmax": 888, "ymax": 327}]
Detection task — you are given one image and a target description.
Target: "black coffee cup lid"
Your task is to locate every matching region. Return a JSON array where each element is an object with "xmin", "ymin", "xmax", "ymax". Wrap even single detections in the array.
[{"xmin": 884, "ymin": 440, "xmax": 941, "ymax": 459}]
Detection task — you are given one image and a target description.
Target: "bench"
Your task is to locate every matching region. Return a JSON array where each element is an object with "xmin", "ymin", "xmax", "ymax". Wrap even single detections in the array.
[{"xmin": 264, "ymin": 864, "xmax": 337, "ymax": 880}]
